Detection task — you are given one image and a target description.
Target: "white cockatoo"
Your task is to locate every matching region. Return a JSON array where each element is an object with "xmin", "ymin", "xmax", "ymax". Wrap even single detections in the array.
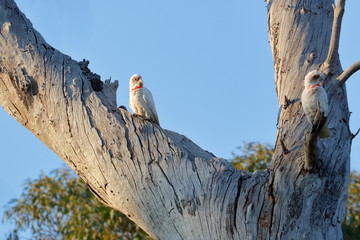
[
  {"xmin": 129, "ymin": 74, "xmax": 160, "ymax": 126},
  {"xmin": 301, "ymin": 70, "xmax": 330, "ymax": 138}
]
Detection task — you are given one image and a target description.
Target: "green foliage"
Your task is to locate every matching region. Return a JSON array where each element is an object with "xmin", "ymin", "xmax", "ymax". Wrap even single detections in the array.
[
  {"xmin": 231, "ymin": 142, "xmax": 273, "ymax": 172},
  {"xmin": 3, "ymin": 167, "xmax": 151, "ymax": 240},
  {"xmin": 343, "ymin": 171, "xmax": 360, "ymax": 240}
]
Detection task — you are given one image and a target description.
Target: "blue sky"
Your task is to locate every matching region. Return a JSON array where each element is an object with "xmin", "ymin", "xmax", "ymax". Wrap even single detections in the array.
[{"xmin": 1, "ymin": 0, "xmax": 360, "ymax": 236}]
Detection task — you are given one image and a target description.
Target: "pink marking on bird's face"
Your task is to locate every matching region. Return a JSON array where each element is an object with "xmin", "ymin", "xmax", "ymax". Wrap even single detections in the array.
[
  {"xmin": 310, "ymin": 74, "xmax": 322, "ymax": 86},
  {"xmin": 304, "ymin": 70, "xmax": 322, "ymax": 88},
  {"xmin": 130, "ymin": 74, "xmax": 144, "ymax": 91},
  {"xmin": 309, "ymin": 83, "xmax": 321, "ymax": 89},
  {"xmin": 133, "ymin": 76, "xmax": 141, "ymax": 82}
]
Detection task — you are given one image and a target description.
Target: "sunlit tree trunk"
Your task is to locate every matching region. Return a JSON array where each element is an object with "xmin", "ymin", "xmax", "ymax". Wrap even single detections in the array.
[
  {"xmin": 267, "ymin": 0, "xmax": 352, "ymax": 239},
  {"xmin": 0, "ymin": 0, "xmax": 357, "ymax": 239}
]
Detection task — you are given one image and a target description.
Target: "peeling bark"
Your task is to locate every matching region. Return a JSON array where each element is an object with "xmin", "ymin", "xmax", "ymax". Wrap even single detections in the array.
[{"xmin": 0, "ymin": 0, "xmax": 354, "ymax": 239}]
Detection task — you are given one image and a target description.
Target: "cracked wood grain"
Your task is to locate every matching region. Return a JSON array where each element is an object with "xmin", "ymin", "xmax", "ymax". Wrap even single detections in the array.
[
  {"xmin": 268, "ymin": 0, "xmax": 351, "ymax": 239},
  {"xmin": 0, "ymin": 0, "xmax": 354, "ymax": 239}
]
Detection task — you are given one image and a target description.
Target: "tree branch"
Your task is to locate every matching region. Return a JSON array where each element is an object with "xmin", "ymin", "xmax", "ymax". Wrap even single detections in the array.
[
  {"xmin": 0, "ymin": 0, "xmax": 352, "ymax": 238},
  {"xmin": 304, "ymin": 104, "xmax": 327, "ymax": 172},
  {"xmin": 351, "ymin": 128, "xmax": 360, "ymax": 140},
  {"xmin": 322, "ymin": 0, "xmax": 346, "ymax": 74},
  {"xmin": 337, "ymin": 60, "xmax": 360, "ymax": 86},
  {"xmin": 0, "ymin": 1, "xmax": 273, "ymax": 239}
]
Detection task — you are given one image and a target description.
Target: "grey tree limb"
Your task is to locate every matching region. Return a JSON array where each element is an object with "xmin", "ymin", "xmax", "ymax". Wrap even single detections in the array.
[
  {"xmin": 322, "ymin": 0, "xmax": 346, "ymax": 74},
  {"xmin": 337, "ymin": 60, "xmax": 360, "ymax": 86},
  {"xmin": 0, "ymin": 0, "xmax": 354, "ymax": 239},
  {"xmin": 0, "ymin": 0, "xmax": 267, "ymax": 239}
]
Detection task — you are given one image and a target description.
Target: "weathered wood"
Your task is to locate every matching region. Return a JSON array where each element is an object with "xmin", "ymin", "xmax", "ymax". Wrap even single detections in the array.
[
  {"xmin": 268, "ymin": 0, "xmax": 350, "ymax": 239},
  {"xmin": 0, "ymin": 0, "xmax": 355, "ymax": 239}
]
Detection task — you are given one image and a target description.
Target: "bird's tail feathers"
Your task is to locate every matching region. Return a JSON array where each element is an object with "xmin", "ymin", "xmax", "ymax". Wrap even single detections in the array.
[{"xmin": 319, "ymin": 125, "xmax": 330, "ymax": 139}]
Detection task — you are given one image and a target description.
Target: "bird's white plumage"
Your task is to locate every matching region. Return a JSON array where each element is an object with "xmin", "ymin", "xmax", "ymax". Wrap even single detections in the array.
[
  {"xmin": 301, "ymin": 70, "xmax": 329, "ymax": 138},
  {"xmin": 129, "ymin": 74, "xmax": 160, "ymax": 126}
]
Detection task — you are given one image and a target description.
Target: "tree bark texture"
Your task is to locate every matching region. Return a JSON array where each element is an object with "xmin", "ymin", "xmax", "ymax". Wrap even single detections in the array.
[
  {"xmin": 268, "ymin": 0, "xmax": 351, "ymax": 239},
  {"xmin": 0, "ymin": 0, "xmax": 353, "ymax": 239}
]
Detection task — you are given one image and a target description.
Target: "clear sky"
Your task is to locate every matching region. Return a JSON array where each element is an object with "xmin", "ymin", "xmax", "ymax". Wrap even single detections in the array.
[{"xmin": 1, "ymin": 0, "xmax": 360, "ymax": 236}]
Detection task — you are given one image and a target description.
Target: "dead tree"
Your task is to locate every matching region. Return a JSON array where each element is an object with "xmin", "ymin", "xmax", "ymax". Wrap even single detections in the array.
[{"xmin": 0, "ymin": 0, "xmax": 358, "ymax": 239}]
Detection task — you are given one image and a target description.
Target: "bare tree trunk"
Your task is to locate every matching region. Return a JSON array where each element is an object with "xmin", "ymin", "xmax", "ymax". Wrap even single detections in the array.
[
  {"xmin": 0, "ymin": 0, "xmax": 357, "ymax": 239},
  {"xmin": 267, "ymin": 0, "xmax": 354, "ymax": 239}
]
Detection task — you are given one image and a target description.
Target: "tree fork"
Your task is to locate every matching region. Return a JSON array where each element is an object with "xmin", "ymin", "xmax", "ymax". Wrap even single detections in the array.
[{"xmin": 0, "ymin": 0, "xmax": 355, "ymax": 239}]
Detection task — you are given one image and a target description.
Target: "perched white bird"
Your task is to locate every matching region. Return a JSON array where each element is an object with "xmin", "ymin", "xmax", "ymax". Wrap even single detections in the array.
[
  {"xmin": 301, "ymin": 70, "xmax": 330, "ymax": 138},
  {"xmin": 129, "ymin": 74, "xmax": 160, "ymax": 126}
]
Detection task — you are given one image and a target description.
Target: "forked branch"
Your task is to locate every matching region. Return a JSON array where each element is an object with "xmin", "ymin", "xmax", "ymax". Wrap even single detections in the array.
[
  {"xmin": 337, "ymin": 60, "xmax": 360, "ymax": 86},
  {"xmin": 322, "ymin": 0, "xmax": 346, "ymax": 74},
  {"xmin": 323, "ymin": 0, "xmax": 360, "ymax": 86},
  {"xmin": 304, "ymin": 104, "xmax": 327, "ymax": 172}
]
